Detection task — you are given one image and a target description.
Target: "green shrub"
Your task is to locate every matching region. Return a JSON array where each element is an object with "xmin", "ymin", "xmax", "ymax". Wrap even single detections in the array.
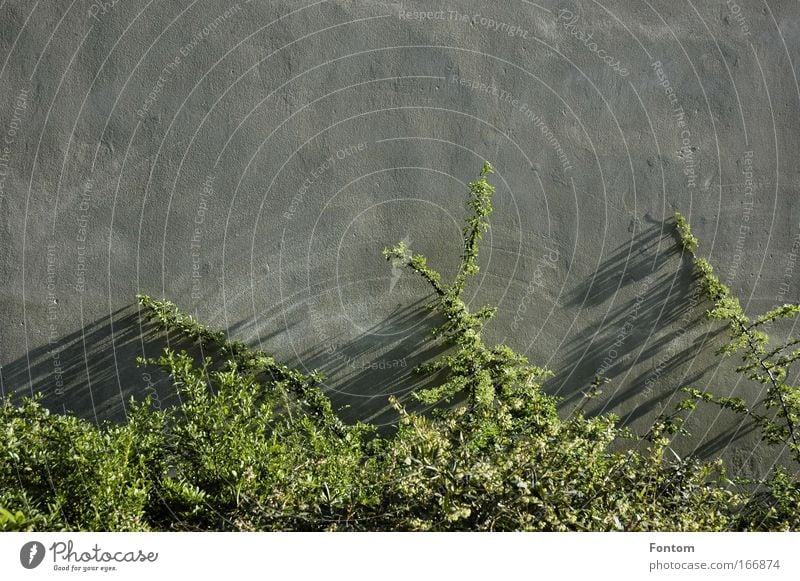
[{"xmin": 0, "ymin": 164, "xmax": 797, "ymax": 530}]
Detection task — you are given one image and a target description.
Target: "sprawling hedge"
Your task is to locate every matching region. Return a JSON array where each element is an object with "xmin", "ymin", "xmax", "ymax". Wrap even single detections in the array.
[{"xmin": 2, "ymin": 164, "xmax": 798, "ymax": 531}]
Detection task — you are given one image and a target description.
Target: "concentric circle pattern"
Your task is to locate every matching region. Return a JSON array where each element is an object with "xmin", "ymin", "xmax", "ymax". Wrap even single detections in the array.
[{"xmin": 1, "ymin": 0, "xmax": 798, "ymax": 478}]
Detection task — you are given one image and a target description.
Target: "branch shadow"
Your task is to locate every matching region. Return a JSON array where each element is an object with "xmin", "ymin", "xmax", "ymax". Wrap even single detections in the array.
[
  {"xmin": 0, "ymin": 304, "xmax": 178, "ymax": 424},
  {"xmin": 0, "ymin": 292, "xmax": 452, "ymax": 432},
  {"xmin": 565, "ymin": 219, "xmax": 668, "ymax": 308},
  {"xmin": 545, "ymin": 217, "xmax": 698, "ymax": 408},
  {"xmin": 288, "ymin": 297, "xmax": 452, "ymax": 428}
]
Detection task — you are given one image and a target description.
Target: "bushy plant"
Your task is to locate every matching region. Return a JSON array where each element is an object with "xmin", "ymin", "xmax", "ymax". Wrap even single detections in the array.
[
  {"xmin": 0, "ymin": 165, "xmax": 796, "ymax": 531},
  {"xmin": 667, "ymin": 213, "xmax": 800, "ymax": 529}
]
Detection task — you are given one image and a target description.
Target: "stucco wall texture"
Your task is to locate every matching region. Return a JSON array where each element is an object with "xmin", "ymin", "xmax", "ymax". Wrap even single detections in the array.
[{"xmin": 1, "ymin": 0, "xmax": 799, "ymax": 478}]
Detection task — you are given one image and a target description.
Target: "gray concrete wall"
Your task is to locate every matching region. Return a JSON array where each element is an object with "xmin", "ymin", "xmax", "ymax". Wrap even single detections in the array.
[{"xmin": 2, "ymin": 0, "xmax": 799, "ymax": 478}]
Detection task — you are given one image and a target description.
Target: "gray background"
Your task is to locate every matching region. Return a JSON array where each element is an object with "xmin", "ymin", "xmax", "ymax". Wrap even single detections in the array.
[{"xmin": 1, "ymin": 0, "xmax": 799, "ymax": 479}]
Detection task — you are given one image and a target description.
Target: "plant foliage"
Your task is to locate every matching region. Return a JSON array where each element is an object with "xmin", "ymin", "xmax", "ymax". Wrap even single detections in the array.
[{"xmin": 1, "ymin": 167, "xmax": 797, "ymax": 531}]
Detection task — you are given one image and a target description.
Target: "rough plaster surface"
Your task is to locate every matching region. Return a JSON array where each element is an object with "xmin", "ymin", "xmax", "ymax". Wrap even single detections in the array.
[{"xmin": 1, "ymin": 0, "xmax": 799, "ymax": 477}]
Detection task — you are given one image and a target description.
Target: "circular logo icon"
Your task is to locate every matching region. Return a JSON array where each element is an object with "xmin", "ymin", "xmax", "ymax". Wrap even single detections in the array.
[{"xmin": 20, "ymin": 541, "xmax": 46, "ymax": 569}]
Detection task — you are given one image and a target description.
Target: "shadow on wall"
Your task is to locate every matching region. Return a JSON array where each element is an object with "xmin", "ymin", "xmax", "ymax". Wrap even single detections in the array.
[
  {"xmin": 1, "ymin": 217, "xmax": 745, "ymax": 453},
  {"xmin": 0, "ymin": 297, "xmax": 452, "ymax": 428},
  {"xmin": 295, "ymin": 297, "xmax": 452, "ymax": 427},
  {"xmin": 0, "ymin": 305, "xmax": 176, "ymax": 424},
  {"xmin": 542, "ymin": 216, "xmax": 738, "ymax": 456}
]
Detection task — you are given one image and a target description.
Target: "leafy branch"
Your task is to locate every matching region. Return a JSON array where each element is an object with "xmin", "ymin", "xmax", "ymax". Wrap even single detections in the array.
[
  {"xmin": 383, "ymin": 162, "xmax": 550, "ymax": 409},
  {"xmin": 3, "ymin": 165, "xmax": 798, "ymax": 532},
  {"xmin": 673, "ymin": 213, "xmax": 800, "ymax": 463},
  {"xmin": 135, "ymin": 294, "xmax": 343, "ymax": 435}
]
